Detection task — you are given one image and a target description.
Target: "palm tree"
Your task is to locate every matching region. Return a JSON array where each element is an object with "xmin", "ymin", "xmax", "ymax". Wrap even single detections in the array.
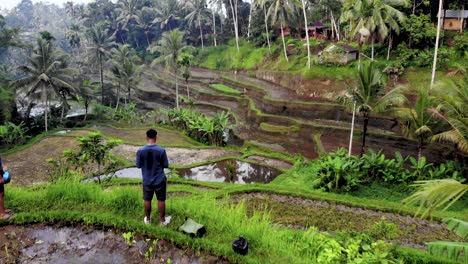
[
  {"xmin": 260, "ymin": 0, "xmax": 296, "ymax": 62},
  {"xmin": 228, "ymin": 0, "xmax": 240, "ymax": 52},
  {"xmin": 338, "ymin": 61, "xmax": 405, "ymax": 155},
  {"xmin": 299, "ymin": 0, "xmax": 311, "ymax": 68},
  {"xmin": 110, "ymin": 44, "xmax": 142, "ymax": 106},
  {"xmin": 153, "ymin": 0, "xmax": 180, "ymax": 31},
  {"xmin": 75, "ymin": 79, "xmax": 95, "ymax": 121},
  {"xmin": 151, "ymin": 30, "xmax": 186, "ymax": 109},
  {"xmin": 395, "ymin": 86, "xmax": 437, "ymax": 160},
  {"xmin": 135, "ymin": 8, "xmax": 155, "ymax": 47},
  {"xmin": 86, "ymin": 23, "xmax": 115, "ymax": 104},
  {"xmin": 115, "ymin": 0, "xmax": 139, "ymax": 41},
  {"xmin": 341, "ymin": 0, "xmax": 405, "ymax": 60},
  {"xmin": 13, "ymin": 38, "xmax": 76, "ymax": 131},
  {"xmin": 431, "ymin": 75, "xmax": 468, "ymax": 154},
  {"xmin": 430, "ymin": 0, "xmax": 443, "ymax": 87},
  {"xmin": 184, "ymin": 0, "xmax": 209, "ymax": 50}
]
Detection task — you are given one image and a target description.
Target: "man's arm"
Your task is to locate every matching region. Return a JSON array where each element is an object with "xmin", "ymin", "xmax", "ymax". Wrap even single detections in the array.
[
  {"xmin": 162, "ymin": 150, "xmax": 169, "ymax": 168},
  {"xmin": 136, "ymin": 149, "xmax": 141, "ymax": 168}
]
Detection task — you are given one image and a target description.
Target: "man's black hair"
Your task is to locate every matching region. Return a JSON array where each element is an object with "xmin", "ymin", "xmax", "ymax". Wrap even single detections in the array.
[{"xmin": 146, "ymin": 129, "xmax": 158, "ymax": 139}]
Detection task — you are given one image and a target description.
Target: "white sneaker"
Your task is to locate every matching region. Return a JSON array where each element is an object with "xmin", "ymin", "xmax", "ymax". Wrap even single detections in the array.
[
  {"xmin": 160, "ymin": 216, "xmax": 171, "ymax": 227},
  {"xmin": 144, "ymin": 216, "xmax": 151, "ymax": 225}
]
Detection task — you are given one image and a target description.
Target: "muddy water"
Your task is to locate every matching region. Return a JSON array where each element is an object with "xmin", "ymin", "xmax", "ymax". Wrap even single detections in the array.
[
  {"xmin": 0, "ymin": 225, "xmax": 226, "ymax": 263},
  {"xmin": 178, "ymin": 160, "xmax": 282, "ymax": 184}
]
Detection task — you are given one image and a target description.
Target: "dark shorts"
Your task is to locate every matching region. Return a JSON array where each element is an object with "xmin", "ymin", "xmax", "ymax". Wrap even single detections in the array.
[
  {"xmin": 0, "ymin": 184, "xmax": 3, "ymax": 193},
  {"xmin": 143, "ymin": 180, "xmax": 166, "ymax": 202}
]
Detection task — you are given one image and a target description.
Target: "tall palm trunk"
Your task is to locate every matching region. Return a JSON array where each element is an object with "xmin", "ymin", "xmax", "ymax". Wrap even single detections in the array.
[
  {"xmin": 99, "ymin": 54, "xmax": 104, "ymax": 104},
  {"xmin": 264, "ymin": 7, "xmax": 271, "ymax": 53},
  {"xmin": 186, "ymin": 79, "xmax": 190, "ymax": 100},
  {"xmin": 247, "ymin": 0, "xmax": 254, "ymax": 39},
  {"xmin": 330, "ymin": 10, "xmax": 339, "ymax": 40},
  {"xmin": 418, "ymin": 140, "xmax": 424, "ymax": 161},
  {"xmin": 145, "ymin": 31, "xmax": 150, "ymax": 47},
  {"xmin": 83, "ymin": 101, "xmax": 88, "ymax": 121},
  {"xmin": 371, "ymin": 35, "xmax": 375, "ymax": 61},
  {"xmin": 301, "ymin": 0, "xmax": 311, "ymax": 68},
  {"xmin": 280, "ymin": 21, "xmax": 288, "ymax": 62},
  {"xmin": 229, "ymin": 0, "xmax": 240, "ymax": 52},
  {"xmin": 212, "ymin": 9, "xmax": 217, "ymax": 46},
  {"xmin": 198, "ymin": 16, "xmax": 204, "ymax": 50},
  {"xmin": 174, "ymin": 67, "xmax": 179, "ymax": 108},
  {"xmin": 431, "ymin": 0, "xmax": 443, "ymax": 87},
  {"xmin": 386, "ymin": 33, "xmax": 392, "ymax": 60},
  {"xmin": 43, "ymin": 86, "xmax": 48, "ymax": 132},
  {"xmin": 360, "ymin": 114, "xmax": 369, "ymax": 156},
  {"xmin": 115, "ymin": 82, "xmax": 121, "ymax": 110}
]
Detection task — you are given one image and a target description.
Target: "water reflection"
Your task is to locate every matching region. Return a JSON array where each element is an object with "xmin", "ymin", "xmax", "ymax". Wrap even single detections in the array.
[{"xmin": 177, "ymin": 160, "xmax": 281, "ymax": 184}]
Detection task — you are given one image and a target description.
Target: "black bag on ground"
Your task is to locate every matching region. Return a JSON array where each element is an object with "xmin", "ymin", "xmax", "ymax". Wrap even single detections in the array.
[{"xmin": 232, "ymin": 236, "xmax": 248, "ymax": 255}]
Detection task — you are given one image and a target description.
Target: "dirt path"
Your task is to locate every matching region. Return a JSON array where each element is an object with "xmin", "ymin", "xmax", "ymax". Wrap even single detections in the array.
[
  {"xmin": 112, "ymin": 144, "xmax": 240, "ymax": 166},
  {"xmin": 2, "ymin": 136, "xmax": 79, "ymax": 186},
  {"xmin": 232, "ymin": 193, "xmax": 463, "ymax": 249},
  {"xmin": 0, "ymin": 224, "xmax": 226, "ymax": 264}
]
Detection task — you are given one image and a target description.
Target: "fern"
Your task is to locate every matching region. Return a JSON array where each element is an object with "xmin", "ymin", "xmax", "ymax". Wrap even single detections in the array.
[
  {"xmin": 443, "ymin": 218, "xmax": 468, "ymax": 239},
  {"xmin": 426, "ymin": 241, "xmax": 468, "ymax": 262}
]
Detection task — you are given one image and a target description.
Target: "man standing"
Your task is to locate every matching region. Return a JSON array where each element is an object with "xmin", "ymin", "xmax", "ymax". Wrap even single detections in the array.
[
  {"xmin": 136, "ymin": 129, "xmax": 171, "ymax": 226},
  {"xmin": 0, "ymin": 156, "xmax": 11, "ymax": 220}
]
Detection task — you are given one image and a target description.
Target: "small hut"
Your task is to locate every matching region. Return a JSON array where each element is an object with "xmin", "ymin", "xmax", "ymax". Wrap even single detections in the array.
[
  {"xmin": 437, "ymin": 10, "xmax": 468, "ymax": 31},
  {"xmin": 321, "ymin": 44, "xmax": 358, "ymax": 64}
]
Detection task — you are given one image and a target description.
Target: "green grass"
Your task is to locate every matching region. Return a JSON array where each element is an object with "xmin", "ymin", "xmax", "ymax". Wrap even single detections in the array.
[
  {"xmin": 259, "ymin": 122, "xmax": 300, "ymax": 134},
  {"xmin": 3, "ymin": 178, "xmax": 461, "ymax": 263},
  {"xmin": 209, "ymin": 83, "xmax": 242, "ymax": 95}
]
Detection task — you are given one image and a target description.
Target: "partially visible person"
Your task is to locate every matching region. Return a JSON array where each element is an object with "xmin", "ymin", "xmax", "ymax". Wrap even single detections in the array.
[
  {"xmin": 136, "ymin": 129, "xmax": 171, "ymax": 226},
  {"xmin": 0, "ymin": 155, "xmax": 12, "ymax": 220}
]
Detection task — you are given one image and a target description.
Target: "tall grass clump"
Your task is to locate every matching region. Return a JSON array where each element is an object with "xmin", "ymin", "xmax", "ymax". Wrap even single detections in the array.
[
  {"xmin": 44, "ymin": 179, "xmax": 102, "ymax": 209},
  {"xmin": 105, "ymin": 187, "xmax": 142, "ymax": 216}
]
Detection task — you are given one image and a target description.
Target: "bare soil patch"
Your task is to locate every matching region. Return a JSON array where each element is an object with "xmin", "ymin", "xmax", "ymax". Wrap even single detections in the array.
[
  {"xmin": 112, "ymin": 144, "xmax": 240, "ymax": 166},
  {"xmin": 0, "ymin": 224, "xmax": 226, "ymax": 264},
  {"xmin": 232, "ymin": 193, "xmax": 463, "ymax": 249},
  {"xmin": 94, "ymin": 126, "xmax": 197, "ymax": 146},
  {"xmin": 3, "ymin": 136, "xmax": 79, "ymax": 186},
  {"xmin": 246, "ymin": 155, "xmax": 292, "ymax": 170}
]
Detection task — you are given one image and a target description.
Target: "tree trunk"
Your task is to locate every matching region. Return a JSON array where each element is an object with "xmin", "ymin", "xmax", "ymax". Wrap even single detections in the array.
[
  {"xmin": 418, "ymin": 141, "xmax": 423, "ymax": 161},
  {"xmin": 127, "ymin": 86, "xmax": 131, "ymax": 105},
  {"xmin": 212, "ymin": 9, "xmax": 217, "ymax": 46},
  {"xmin": 175, "ymin": 68, "xmax": 179, "ymax": 108},
  {"xmin": 280, "ymin": 21, "xmax": 289, "ymax": 62},
  {"xmin": 44, "ymin": 87, "xmax": 48, "ymax": 132},
  {"xmin": 330, "ymin": 10, "xmax": 339, "ymax": 41},
  {"xmin": 386, "ymin": 33, "xmax": 392, "ymax": 60},
  {"xmin": 83, "ymin": 101, "xmax": 88, "ymax": 121},
  {"xmin": 371, "ymin": 35, "xmax": 375, "ymax": 61},
  {"xmin": 360, "ymin": 115, "xmax": 369, "ymax": 156},
  {"xmin": 431, "ymin": 0, "xmax": 443, "ymax": 87},
  {"xmin": 115, "ymin": 82, "xmax": 121, "ymax": 110},
  {"xmin": 100, "ymin": 54, "xmax": 104, "ymax": 104},
  {"xmin": 145, "ymin": 31, "xmax": 150, "ymax": 47},
  {"xmin": 198, "ymin": 16, "xmax": 204, "ymax": 50},
  {"xmin": 229, "ymin": 0, "xmax": 240, "ymax": 52},
  {"xmin": 301, "ymin": 0, "xmax": 311, "ymax": 69},
  {"xmin": 264, "ymin": 7, "xmax": 271, "ymax": 53},
  {"xmin": 186, "ymin": 79, "xmax": 190, "ymax": 100},
  {"xmin": 247, "ymin": 0, "xmax": 254, "ymax": 40}
]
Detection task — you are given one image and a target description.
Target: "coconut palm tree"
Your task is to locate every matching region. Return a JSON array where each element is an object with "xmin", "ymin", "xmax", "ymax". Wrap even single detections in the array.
[
  {"xmin": 338, "ymin": 61, "xmax": 406, "ymax": 155},
  {"xmin": 260, "ymin": 0, "xmax": 296, "ymax": 62},
  {"xmin": 115, "ymin": 0, "xmax": 139, "ymax": 41},
  {"xmin": 228, "ymin": 0, "xmax": 240, "ymax": 52},
  {"xmin": 86, "ymin": 23, "xmax": 115, "ymax": 104},
  {"xmin": 299, "ymin": 0, "xmax": 311, "ymax": 68},
  {"xmin": 151, "ymin": 30, "xmax": 186, "ymax": 109},
  {"xmin": 135, "ymin": 7, "xmax": 156, "ymax": 47},
  {"xmin": 341, "ymin": 0, "xmax": 405, "ymax": 60},
  {"xmin": 110, "ymin": 44, "xmax": 142, "ymax": 106},
  {"xmin": 13, "ymin": 38, "xmax": 76, "ymax": 131},
  {"xmin": 184, "ymin": 0, "xmax": 209, "ymax": 50},
  {"xmin": 395, "ymin": 86, "xmax": 438, "ymax": 160},
  {"xmin": 431, "ymin": 75, "xmax": 468, "ymax": 154},
  {"xmin": 153, "ymin": 0, "xmax": 180, "ymax": 31}
]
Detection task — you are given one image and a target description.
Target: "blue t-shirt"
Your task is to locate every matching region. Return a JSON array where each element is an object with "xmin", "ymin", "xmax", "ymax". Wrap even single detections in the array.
[{"xmin": 136, "ymin": 145, "xmax": 169, "ymax": 186}]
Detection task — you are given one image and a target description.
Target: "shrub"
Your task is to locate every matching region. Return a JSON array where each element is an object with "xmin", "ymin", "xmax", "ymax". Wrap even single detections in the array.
[{"xmin": 453, "ymin": 32, "xmax": 468, "ymax": 57}]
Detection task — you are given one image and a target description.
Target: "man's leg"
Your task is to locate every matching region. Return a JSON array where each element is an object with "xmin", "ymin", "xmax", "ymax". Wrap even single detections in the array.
[
  {"xmin": 0, "ymin": 192, "xmax": 4, "ymax": 214},
  {"xmin": 144, "ymin": 200, "xmax": 152, "ymax": 220},
  {"xmin": 157, "ymin": 201, "xmax": 165, "ymax": 223}
]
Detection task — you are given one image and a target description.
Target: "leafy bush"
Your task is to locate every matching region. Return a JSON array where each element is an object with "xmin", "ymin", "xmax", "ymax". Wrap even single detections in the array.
[
  {"xmin": 453, "ymin": 33, "xmax": 468, "ymax": 57},
  {"xmin": 0, "ymin": 121, "xmax": 28, "ymax": 146},
  {"xmin": 163, "ymin": 108, "xmax": 230, "ymax": 146},
  {"xmin": 313, "ymin": 148, "xmax": 361, "ymax": 192},
  {"xmin": 369, "ymin": 217, "xmax": 400, "ymax": 240}
]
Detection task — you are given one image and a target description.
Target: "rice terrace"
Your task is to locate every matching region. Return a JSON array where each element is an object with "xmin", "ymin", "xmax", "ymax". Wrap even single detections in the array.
[{"xmin": 0, "ymin": 0, "xmax": 467, "ymax": 263}]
